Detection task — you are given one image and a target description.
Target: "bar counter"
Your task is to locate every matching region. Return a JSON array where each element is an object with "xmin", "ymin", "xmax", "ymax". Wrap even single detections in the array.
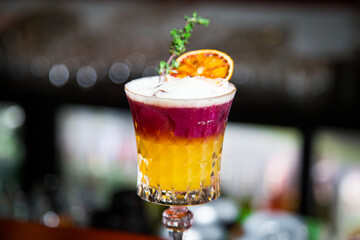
[{"xmin": 0, "ymin": 218, "xmax": 163, "ymax": 240}]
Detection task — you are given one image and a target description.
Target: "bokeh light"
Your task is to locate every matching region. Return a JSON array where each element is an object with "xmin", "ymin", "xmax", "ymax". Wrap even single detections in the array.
[
  {"xmin": 43, "ymin": 211, "xmax": 60, "ymax": 228},
  {"xmin": 49, "ymin": 64, "xmax": 69, "ymax": 87},
  {"xmin": 142, "ymin": 65, "xmax": 157, "ymax": 77},
  {"xmin": 193, "ymin": 205, "xmax": 217, "ymax": 225},
  {"xmin": 109, "ymin": 62, "xmax": 130, "ymax": 84},
  {"xmin": 2, "ymin": 105, "xmax": 25, "ymax": 129},
  {"xmin": 76, "ymin": 66, "xmax": 97, "ymax": 88}
]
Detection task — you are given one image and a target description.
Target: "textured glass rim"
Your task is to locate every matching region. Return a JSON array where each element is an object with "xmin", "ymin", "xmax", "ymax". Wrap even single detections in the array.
[{"xmin": 124, "ymin": 77, "xmax": 236, "ymax": 102}]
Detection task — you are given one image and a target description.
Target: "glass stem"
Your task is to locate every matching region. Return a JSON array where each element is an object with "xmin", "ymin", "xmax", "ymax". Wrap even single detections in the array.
[{"xmin": 162, "ymin": 206, "xmax": 193, "ymax": 240}]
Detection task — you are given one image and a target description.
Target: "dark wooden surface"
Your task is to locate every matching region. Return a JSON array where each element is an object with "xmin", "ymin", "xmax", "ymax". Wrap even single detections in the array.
[{"xmin": 0, "ymin": 218, "xmax": 164, "ymax": 240}]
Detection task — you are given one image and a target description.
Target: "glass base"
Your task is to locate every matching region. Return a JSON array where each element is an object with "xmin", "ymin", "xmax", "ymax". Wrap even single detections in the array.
[
  {"xmin": 137, "ymin": 183, "xmax": 220, "ymax": 205},
  {"xmin": 163, "ymin": 206, "xmax": 193, "ymax": 240}
]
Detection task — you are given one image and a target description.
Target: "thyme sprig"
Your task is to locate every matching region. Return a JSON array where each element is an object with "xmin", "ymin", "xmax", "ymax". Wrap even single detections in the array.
[{"xmin": 158, "ymin": 12, "xmax": 210, "ymax": 78}]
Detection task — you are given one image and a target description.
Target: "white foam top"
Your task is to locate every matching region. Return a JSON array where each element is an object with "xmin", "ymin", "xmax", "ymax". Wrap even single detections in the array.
[{"xmin": 125, "ymin": 76, "xmax": 236, "ymax": 108}]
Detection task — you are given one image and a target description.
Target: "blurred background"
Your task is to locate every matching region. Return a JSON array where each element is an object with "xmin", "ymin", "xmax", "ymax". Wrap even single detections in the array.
[{"xmin": 0, "ymin": 1, "xmax": 360, "ymax": 240}]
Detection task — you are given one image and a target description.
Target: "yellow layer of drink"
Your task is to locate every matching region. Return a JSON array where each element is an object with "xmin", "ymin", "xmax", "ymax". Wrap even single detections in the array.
[{"xmin": 136, "ymin": 133, "xmax": 224, "ymax": 192}]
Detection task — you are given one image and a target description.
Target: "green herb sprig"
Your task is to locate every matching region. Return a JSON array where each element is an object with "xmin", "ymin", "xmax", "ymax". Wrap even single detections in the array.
[{"xmin": 158, "ymin": 12, "xmax": 210, "ymax": 78}]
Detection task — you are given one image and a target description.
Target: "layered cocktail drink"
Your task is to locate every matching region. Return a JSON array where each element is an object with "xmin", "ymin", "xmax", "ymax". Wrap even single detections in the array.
[{"xmin": 125, "ymin": 76, "xmax": 236, "ymax": 205}]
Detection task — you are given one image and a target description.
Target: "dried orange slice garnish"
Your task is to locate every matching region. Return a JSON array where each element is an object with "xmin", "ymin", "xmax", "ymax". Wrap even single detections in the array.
[{"xmin": 170, "ymin": 49, "xmax": 234, "ymax": 82}]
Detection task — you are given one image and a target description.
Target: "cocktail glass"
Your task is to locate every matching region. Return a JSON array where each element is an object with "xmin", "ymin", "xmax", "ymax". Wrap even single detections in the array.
[{"xmin": 125, "ymin": 78, "xmax": 236, "ymax": 239}]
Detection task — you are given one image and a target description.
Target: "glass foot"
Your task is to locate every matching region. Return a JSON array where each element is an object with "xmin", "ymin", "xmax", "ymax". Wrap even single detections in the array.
[{"xmin": 162, "ymin": 206, "xmax": 193, "ymax": 240}]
